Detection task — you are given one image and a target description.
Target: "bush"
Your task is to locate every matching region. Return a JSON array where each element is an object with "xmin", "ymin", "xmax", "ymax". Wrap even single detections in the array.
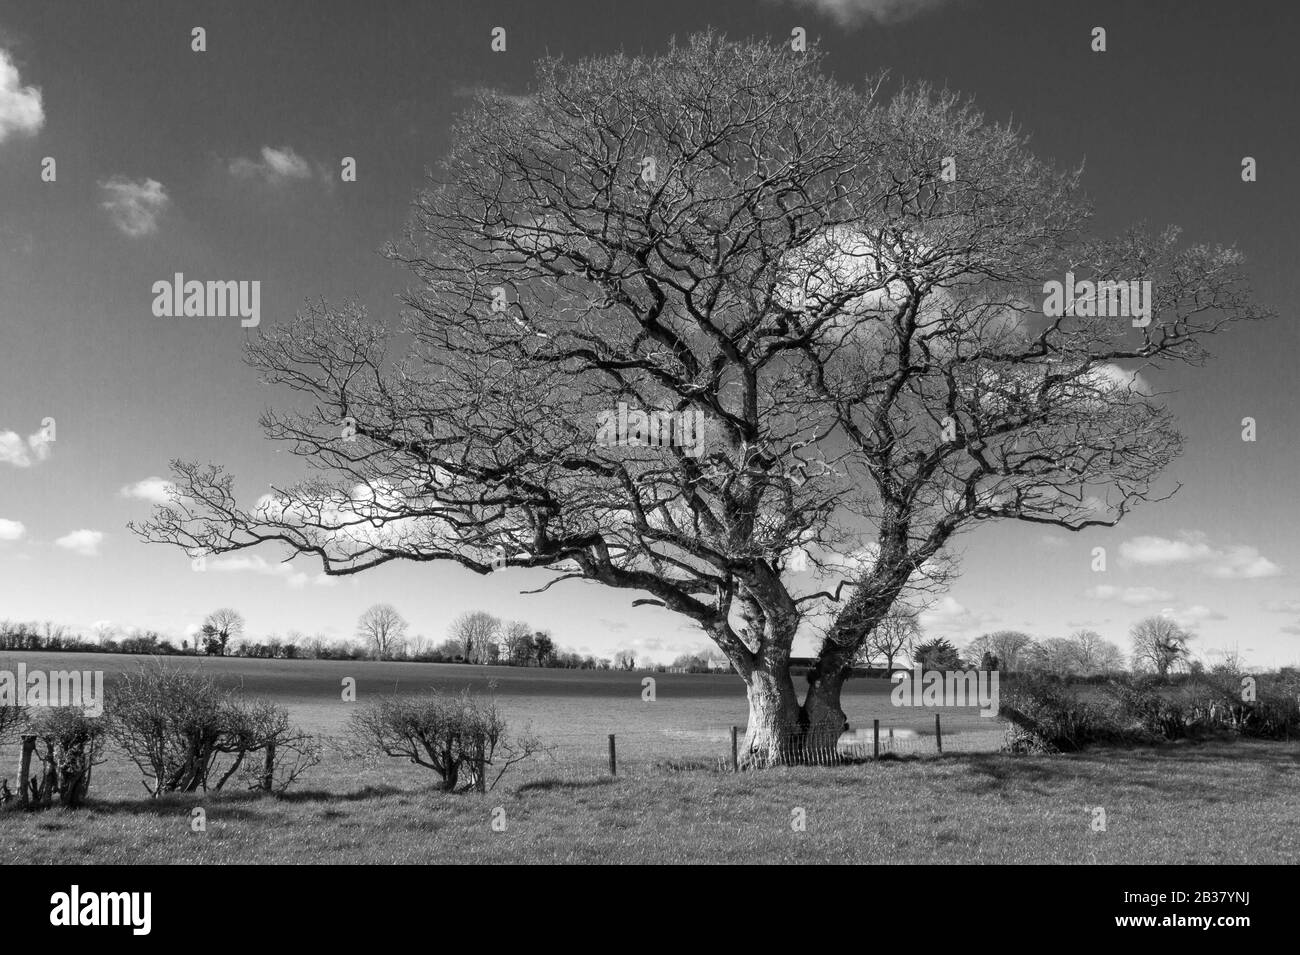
[
  {"xmin": 998, "ymin": 676, "xmax": 1108, "ymax": 753},
  {"xmin": 1097, "ymin": 678, "xmax": 1187, "ymax": 741},
  {"xmin": 108, "ymin": 665, "xmax": 225, "ymax": 795},
  {"xmin": 25, "ymin": 707, "xmax": 107, "ymax": 808},
  {"xmin": 108, "ymin": 663, "xmax": 317, "ymax": 796},
  {"xmin": 214, "ymin": 697, "xmax": 323, "ymax": 794},
  {"xmin": 345, "ymin": 688, "xmax": 540, "ymax": 793},
  {"xmin": 1177, "ymin": 668, "xmax": 1300, "ymax": 739},
  {"xmin": 1000, "ymin": 675, "xmax": 1188, "ymax": 752}
]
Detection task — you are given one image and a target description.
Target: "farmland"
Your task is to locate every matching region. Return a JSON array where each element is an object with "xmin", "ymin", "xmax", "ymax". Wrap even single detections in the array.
[{"xmin": 3, "ymin": 651, "xmax": 1298, "ymax": 864}]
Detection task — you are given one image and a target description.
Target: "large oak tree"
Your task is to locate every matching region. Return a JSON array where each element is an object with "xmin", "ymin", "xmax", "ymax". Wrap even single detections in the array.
[{"xmin": 135, "ymin": 34, "xmax": 1268, "ymax": 765}]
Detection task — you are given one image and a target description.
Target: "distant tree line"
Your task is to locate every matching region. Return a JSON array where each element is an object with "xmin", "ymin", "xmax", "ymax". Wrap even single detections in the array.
[{"xmin": 0, "ymin": 609, "xmax": 1276, "ymax": 682}]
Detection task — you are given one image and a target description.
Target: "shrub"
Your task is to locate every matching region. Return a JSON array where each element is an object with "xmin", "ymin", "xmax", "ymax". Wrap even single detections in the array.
[
  {"xmin": 214, "ymin": 697, "xmax": 323, "ymax": 794},
  {"xmin": 345, "ymin": 688, "xmax": 540, "ymax": 793},
  {"xmin": 0, "ymin": 702, "xmax": 24, "ymax": 744},
  {"xmin": 1098, "ymin": 678, "xmax": 1187, "ymax": 741},
  {"xmin": 998, "ymin": 676, "xmax": 1107, "ymax": 753},
  {"xmin": 108, "ymin": 665, "xmax": 225, "ymax": 795},
  {"xmin": 108, "ymin": 663, "xmax": 317, "ymax": 796},
  {"xmin": 25, "ymin": 707, "xmax": 107, "ymax": 808}
]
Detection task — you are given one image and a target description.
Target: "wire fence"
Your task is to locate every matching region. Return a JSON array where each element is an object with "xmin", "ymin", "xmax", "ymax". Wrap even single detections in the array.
[{"xmin": 515, "ymin": 715, "xmax": 1008, "ymax": 780}]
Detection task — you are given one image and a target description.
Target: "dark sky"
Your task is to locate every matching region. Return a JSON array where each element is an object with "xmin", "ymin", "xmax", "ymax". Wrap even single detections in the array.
[{"xmin": 0, "ymin": 0, "xmax": 1296, "ymax": 664}]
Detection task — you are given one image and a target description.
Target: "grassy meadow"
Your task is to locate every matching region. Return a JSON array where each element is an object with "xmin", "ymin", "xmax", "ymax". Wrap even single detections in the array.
[{"xmin": 2, "ymin": 652, "xmax": 1296, "ymax": 863}]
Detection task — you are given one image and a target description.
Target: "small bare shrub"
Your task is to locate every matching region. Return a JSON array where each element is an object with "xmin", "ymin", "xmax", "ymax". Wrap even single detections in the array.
[
  {"xmin": 26, "ymin": 707, "xmax": 107, "ymax": 808},
  {"xmin": 108, "ymin": 663, "xmax": 317, "ymax": 796},
  {"xmin": 345, "ymin": 688, "xmax": 539, "ymax": 793}
]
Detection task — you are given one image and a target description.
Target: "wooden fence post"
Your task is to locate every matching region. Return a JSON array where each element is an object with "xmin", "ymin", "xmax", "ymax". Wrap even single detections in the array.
[
  {"xmin": 935, "ymin": 713, "xmax": 943, "ymax": 754},
  {"xmin": 19, "ymin": 735, "xmax": 34, "ymax": 809},
  {"xmin": 730, "ymin": 726, "xmax": 739, "ymax": 772},
  {"xmin": 872, "ymin": 719, "xmax": 880, "ymax": 760},
  {"xmin": 261, "ymin": 740, "xmax": 276, "ymax": 793},
  {"xmin": 608, "ymin": 734, "xmax": 617, "ymax": 776}
]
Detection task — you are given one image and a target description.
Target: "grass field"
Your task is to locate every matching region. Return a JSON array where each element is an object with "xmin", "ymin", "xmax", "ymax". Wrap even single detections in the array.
[{"xmin": 3, "ymin": 652, "xmax": 1297, "ymax": 863}]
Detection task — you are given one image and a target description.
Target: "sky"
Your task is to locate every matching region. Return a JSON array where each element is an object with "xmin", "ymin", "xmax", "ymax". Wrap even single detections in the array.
[{"xmin": 0, "ymin": 0, "xmax": 1297, "ymax": 666}]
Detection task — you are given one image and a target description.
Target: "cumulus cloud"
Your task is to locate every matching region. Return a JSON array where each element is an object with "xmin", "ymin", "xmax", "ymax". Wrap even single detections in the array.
[
  {"xmin": 918, "ymin": 596, "xmax": 996, "ymax": 638},
  {"xmin": 229, "ymin": 145, "xmax": 313, "ymax": 183},
  {"xmin": 1119, "ymin": 532, "xmax": 1280, "ymax": 579},
  {"xmin": 99, "ymin": 176, "xmax": 169, "ymax": 237},
  {"xmin": 206, "ymin": 553, "xmax": 335, "ymax": 589},
  {"xmin": 1159, "ymin": 604, "xmax": 1226, "ymax": 628},
  {"xmin": 55, "ymin": 529, "xmax": 104, "ymax": 557},
  {"xmin": 0, "ymin": 518, "xmax": 25, "ymax": 541},
  {"xmin": 0, "ymin": 422, "xmax": 53, "ymax": 467},
  {"xmin": 776, "ymin": 0, "xmax": 953, "ymax": 27},
  {"xmin": 1204, "ymin": 545, "xmax": 1281, "ymax": 580},
  {"xmin": 120, "ymin": 476, "xmax": 177, "ymax": 505},
  {"xmin": 1086, "ymin": 584, "xmax": 1173, "ymax": 606},
  {"xmin": 1263, "ymin": 599, "xmax": 1300, "ymax": 614},
  {"xmin": 0, "ymin": 48, "xmax": 44, "ymax": 142}
]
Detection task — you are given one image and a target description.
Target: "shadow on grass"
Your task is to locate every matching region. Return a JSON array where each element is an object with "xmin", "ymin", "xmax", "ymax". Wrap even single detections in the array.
[
  {"xmin": 954, "ymin": 752, "xmax": 1060, "ymax": 797},
  {"xmin": 2, "ymin": 783, "xmax": 409, "ymax": 819},
  {"xmin": 517, "ymin": 777, "xmax": 617, "ymax": 794},
  {"xmin": 952, "ymin": 738, "xmax": 1300, "ymax": 799}
]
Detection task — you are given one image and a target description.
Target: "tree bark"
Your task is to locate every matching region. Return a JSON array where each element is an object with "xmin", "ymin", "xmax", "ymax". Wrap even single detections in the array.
[
  {"xmin": 739, "ymin": 665, "xmax": 804, "ymax": 768},
  {"xmin": 803, "ymin": 666, "xmax": 850, "ymax": 755}
]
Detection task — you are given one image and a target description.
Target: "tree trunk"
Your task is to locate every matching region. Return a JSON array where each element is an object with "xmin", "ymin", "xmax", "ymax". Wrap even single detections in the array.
[
  {"xmin": 739, "ymin": 665, "xmax": 804, "ymax": 768},
  {"xmin": 803, "ymin": 667, "xmax": 850, "ymax": 760}
]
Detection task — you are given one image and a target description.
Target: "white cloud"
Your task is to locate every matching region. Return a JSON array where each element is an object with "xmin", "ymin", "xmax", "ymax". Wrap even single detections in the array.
[
  {"xmin": 55, "ymin": 529, "xmax": 104, "ymax": 557},
  {"xmin": 1159, "ymin": 604, "xmax": 1226, "ymax": 628},
  {"xmin": 1263, "ymin": 599, "xmax": 1300, "ymax": 614},
  {"xmin": 919, "ymin": 596, "xmax": 996, "ymax": 638},
  {"xmin": 207, "ymin": 553, "xmax": 335, "ymax": 589},
  {"xmin": 1089, "ymin": 363, "xmax": 1149, "ymax": 392},
  {"xmin": 99, "ymin": 176, "xmax": 169, "ymax": 237},
  {"xmin": 229, "ymin": 145, "xmax": 313, "ymax": 183},
  {"xmin": 0, "ymin": 425, "xmax": 53, "ymax": 467},
  {"xmin": 120, "ymin": 476, "xmax": 177, "ymax": 505},
  {"xmin": 1120, "ymin": 534, "xmax": 1215, "ymax": 565},
  {"xmin": 0, "ymin": 518, "xmax": 25, "ymax": 541},
  {"xmin": 1120, "ymin": 532, "xmax": 1280, "ymax": 579},
  {"xmin": 0, "ymin": 431, "xmax": 29, "ymax": 466},
  {"xmin": 778, "ymin": 0, "xmax": 953, "ymax": 27},
  {"xmin": 1205, "ymin": 545, "xmax": 1281, "ymax": 580},
  {"xmin": 0, "ymin": 48, "xmax": 44, "ymax": 142},
  {"xmin": 1086, "ymin": 584, "xmax": 1173, "ymax": 606}
]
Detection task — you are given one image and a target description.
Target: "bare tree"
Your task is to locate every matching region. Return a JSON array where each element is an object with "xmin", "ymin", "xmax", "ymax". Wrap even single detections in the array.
[
  {"xmin": 203, "ymin": 608, "xmax": 244, "ymax": 657},
  {"xmin": 613, "ymin": 649, "xmax": 638, "ymax": 671},
  {"xmin": 90, "ymin": 621, "xmax": 118, "ymax": 648},
  {"xmin": 968, "ymin": 631, "xmax": 1038, "ymax": 673},
  {"xmin": 1023, "ymin": 636, "xmax": 1076, "ymax": 676},
  {"xmin": 134, "ymin": 34, "xmax": 1269, "ymax": 765},
  {"xmin": 1067, "ymin": 628, "xmax": 1124, "ymax": 675},
  {"xmin": 1130, "ymin": 615, "xmax": 1193, "ymax": 677},
  {"xmin": 357, "ymin": 604, "xmax": 408, "ymax": 660},
  {"xmin": 448, "ymin": 611, "xmax": 501, "ymax": 664},
  {"xmin": 501, "ymin": 620, "xmax": 535, "ymax": 666},
  {"xmin": 857, "ymin": 605, "xmax": 921, "ymax": 672}
]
